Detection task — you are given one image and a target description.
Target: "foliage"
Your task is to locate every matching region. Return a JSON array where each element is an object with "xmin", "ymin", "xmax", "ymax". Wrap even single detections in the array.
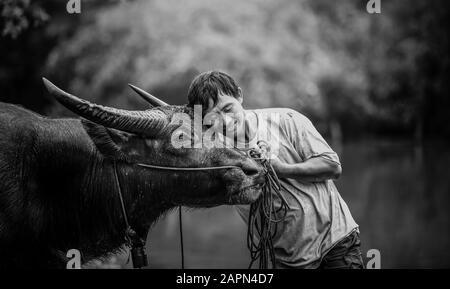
[
  {"xmin": 0, "ymin": 0, "xmax": 48, "ymax": 38},
  {"xmin": 1, "ymin": 0, "xmax": 448, "ymax": 139}
]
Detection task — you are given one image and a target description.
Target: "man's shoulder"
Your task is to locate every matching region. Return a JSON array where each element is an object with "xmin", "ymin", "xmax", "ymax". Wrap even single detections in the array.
[{"xmin": 251, "ymin": 107, "xmax": 311, "ymax": 125}]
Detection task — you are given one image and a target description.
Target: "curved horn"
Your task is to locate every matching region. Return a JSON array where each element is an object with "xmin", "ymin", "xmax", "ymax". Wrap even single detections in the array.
[
  {"xmin": 42, "ymin": 78, "xmax": 168, "ymax": 136},
  {"xmin": 128, "ymin": 84, "xmax": 168, "ymax": 107}
]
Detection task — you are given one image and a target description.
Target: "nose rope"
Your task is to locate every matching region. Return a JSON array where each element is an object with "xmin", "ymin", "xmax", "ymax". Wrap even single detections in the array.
[
  {"xmin": 136, "ymin": 163, "xmax": 241, "ymax": 171},
  {"xmin": 117, "ymin": 141, "xmax": 286, "ymax": 269}
]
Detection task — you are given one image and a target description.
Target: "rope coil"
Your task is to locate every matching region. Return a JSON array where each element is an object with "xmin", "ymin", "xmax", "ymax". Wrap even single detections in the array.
[
  {"xmin": 245, "ymin": 141, "xmax": 289, "ymax": 269},
  {"xmin": 114, "ymin": 140, "xmax": 287, "ymax": 269}
]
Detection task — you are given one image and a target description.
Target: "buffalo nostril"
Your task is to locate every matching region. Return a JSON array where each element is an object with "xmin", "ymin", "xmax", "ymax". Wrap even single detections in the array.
[{"xmin": 241, "ymin": 164, "xmax": 260, "ymax": 176}]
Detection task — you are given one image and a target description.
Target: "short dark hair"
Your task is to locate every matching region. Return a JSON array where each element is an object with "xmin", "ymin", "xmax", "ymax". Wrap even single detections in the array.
[{"xmin": 187, "ymin": 70, "xmax": 239, "ymax": 108}]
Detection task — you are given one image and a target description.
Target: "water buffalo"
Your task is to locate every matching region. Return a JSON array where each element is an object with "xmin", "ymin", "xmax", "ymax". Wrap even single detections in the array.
[{"xmin": 0, "ymin": 79, "xmax": 264, "ymax": 268}]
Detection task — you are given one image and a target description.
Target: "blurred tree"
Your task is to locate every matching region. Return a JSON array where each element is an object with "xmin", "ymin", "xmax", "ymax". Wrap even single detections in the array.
[
  {"xmin": 1, "ymin": 0, "xmax": 448, "ymax": 140},
  {"xmin": 0, "ymin": 0, "xmax": 133, "ymax": 113},
  {"xmin": 0, "ymin": 0, "xmax": 48, "ymax": 38},
  {"xmin": 360, "ymin": 0, "xmax": 450, "ymax": 139}
]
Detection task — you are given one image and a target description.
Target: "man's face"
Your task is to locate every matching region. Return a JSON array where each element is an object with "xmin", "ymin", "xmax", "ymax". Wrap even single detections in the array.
[{"xmin": 203, "ymin": 91, "xmax": 246, "ymax": 139}]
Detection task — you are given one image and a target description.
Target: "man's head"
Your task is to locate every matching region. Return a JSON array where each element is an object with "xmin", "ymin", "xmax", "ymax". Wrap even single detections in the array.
[{"xmin": 187, "ymin": 70, "xmax": 246, "ymax": 138}]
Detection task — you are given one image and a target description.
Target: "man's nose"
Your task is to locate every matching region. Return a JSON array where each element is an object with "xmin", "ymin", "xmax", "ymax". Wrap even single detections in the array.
[
  {"xmin": 218, "ymin": 114, "xmax": 231, "ymax": 133},
  {"xmin": 223, "ymin": 114, "xmax": 235, "ymax": 126}
]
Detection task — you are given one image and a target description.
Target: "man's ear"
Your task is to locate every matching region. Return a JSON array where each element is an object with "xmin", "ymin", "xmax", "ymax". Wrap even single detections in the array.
[
  {"xmin": 81, "ymin": 119, "xmax": 131, "ymax": 162},
  {"xmin": 237, "ymin": 87, "xmax": 243, "ymax": 104}
]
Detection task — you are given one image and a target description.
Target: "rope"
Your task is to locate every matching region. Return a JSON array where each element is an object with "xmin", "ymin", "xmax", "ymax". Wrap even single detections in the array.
[
  {"xmin": 150, "ymin": 142, "xmax": 289, "ymax": 269},
  {"xmin": 113, "ymin": 161, "xmax": 148, "ymax": 268},
  {"xmin": 112, "ymin": 161, "xmax": 132, "ymax": 245},
  {"xmin": 137, "ymin": 163, "xmax": 241, "ymax": 171},
  {"xmin": 116, "ymin": 141, "xmax": 286, "ymax": 269},
  {"xmin": 133, "ymin": 160, "xmax": 242, "ymax": 269},
  {"xmin": 245, "ymin": 141, "xmax": 290, "ymax": 269},
  {"xmin": 179, "ymin": 206, "xmax": 185, "ymax": 269}
]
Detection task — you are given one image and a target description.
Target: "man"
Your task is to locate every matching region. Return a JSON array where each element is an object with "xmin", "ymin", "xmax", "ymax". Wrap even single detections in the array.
[{"xmin": 186, "ymin": 70, "xmax": 364, "ymax": 269}]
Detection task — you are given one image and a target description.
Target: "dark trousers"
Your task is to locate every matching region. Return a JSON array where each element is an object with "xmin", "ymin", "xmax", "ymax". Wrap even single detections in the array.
[{"xmin": 319, "ymin": 231, "xmax": 365, "ymax": 269}]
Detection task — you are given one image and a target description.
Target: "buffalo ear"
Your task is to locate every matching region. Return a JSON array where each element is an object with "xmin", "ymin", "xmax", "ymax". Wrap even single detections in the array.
[{"xmin": 81, "ymin": 119, "xmax": 131, "ymax": 161}]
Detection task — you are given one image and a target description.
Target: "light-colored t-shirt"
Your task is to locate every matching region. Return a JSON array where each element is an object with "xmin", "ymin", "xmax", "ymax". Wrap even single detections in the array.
[{"xmin": 235, "ymin": 108, "xmax": 358, "ymax": 268}]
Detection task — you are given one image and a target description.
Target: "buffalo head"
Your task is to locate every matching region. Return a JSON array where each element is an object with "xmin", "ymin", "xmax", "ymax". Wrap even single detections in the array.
[{"xmin": 42, "ymin": 78, "xmax": 264, "ymax": 208}]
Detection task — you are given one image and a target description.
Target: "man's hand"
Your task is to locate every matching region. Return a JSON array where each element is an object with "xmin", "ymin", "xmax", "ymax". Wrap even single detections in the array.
[
  {"xmin": 268, "ymin": 155, "xmax": 289, "ymax": 176},
  {"xmin": 269, "ymin": 155, "xmax": 342, "ymax": 182}
]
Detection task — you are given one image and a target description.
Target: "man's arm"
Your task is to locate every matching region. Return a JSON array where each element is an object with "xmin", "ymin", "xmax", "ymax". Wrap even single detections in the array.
[
  {"xmin": 270, "ymin": 155, "xmax": 342, "ymax": 183},
  {"xmin": 269, "ymin": 109, "xmax": 343, "ymax": 183}
]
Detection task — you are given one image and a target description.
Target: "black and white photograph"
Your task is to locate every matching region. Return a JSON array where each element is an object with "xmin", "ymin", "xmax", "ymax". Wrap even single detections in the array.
[{"xmin": 0, "ymin": 0, "xmax": 449, "ymax": 277}]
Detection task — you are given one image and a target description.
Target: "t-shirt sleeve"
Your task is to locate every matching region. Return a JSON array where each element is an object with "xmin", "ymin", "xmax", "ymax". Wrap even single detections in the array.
[{"xmin": 283, "ymin": 109, "xmax": 341, "ymax": 165}]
